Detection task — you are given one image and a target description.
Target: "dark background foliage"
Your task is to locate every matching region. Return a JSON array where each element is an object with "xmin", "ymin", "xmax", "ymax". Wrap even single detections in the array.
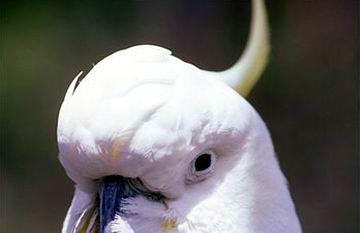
[{"xmin": 1, "ymin": 1, "xmax": 358, "ymax": 232}]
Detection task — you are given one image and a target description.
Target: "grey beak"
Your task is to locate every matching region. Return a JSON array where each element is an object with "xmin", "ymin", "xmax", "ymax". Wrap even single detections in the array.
[{"xmin": 99, "ymin": 176, "xmax": 164, "ymax": 233}]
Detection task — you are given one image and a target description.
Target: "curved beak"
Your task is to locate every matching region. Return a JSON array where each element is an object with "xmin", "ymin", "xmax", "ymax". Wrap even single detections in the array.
[{"xmin": 99, "ymin": 176, "xmax": 164, "ymax": 233}]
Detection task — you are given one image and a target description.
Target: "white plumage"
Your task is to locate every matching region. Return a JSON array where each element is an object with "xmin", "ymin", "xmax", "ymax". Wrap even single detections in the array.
[{"xmin": 57, "ymin": 0, "xmax": 302, "ymax": 232}]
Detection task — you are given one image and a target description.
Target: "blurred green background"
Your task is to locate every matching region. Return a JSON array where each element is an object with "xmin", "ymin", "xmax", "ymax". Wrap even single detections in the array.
[{"xmin": 1, "ymin": 0, "xmax": 358, "ymax": 232}]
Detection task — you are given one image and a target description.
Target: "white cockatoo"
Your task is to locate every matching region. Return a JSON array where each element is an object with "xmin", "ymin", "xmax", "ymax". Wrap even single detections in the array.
[{"xmin": 57, "ymin": 0, "xmax": 302, "ymax": 232}]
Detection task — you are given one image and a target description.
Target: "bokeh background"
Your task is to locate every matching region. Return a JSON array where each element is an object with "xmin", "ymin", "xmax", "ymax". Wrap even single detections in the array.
[{"xmin": 1, "ymin": 0, "xmax": 358, "ymax": 232}]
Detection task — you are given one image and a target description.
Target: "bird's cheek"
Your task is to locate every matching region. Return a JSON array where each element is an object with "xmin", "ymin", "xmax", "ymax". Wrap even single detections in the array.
[
  {"xmin": 103, "ymin": 216, "xmax": 135, "ymax": 233},
  {"xmin": 142, "ymin": 174, "xmax": 186, "ymax": 199}
]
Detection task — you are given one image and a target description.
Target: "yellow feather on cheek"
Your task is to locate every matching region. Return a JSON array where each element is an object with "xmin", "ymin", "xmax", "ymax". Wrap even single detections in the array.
[
  {"xmin": 76, "ymin": 206, "xmax": 99, "ymax": 233},
  {"xmin": 111, "ymin": 137, "xmax": 123, "ymax": 161},
  {"xmin": 161, "ymin": 218, "xmax": 178, "ymax": 232}
]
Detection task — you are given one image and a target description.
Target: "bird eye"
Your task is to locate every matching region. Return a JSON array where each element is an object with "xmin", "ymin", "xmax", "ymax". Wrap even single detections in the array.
[
  {"xmin": 186, "ymin": 151, "xmax": 216, "ymax": 184},
  {"xmin": 194, "ymin": 153, "xmax": 212, "ymax": 171}
]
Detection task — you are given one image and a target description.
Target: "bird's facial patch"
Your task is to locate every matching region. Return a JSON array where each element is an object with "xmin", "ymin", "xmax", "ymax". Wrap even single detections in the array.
[{"xmin": 185, "ymin": 150, "xmax": 217, "ymax": 184}]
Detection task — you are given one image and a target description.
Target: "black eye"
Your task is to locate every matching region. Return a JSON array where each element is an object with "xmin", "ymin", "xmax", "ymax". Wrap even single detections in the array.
[
  {"xmin": 194, "ymin": 153, "xmax": 212, "ymax": 171},
  {"xmin": 186, "ymin": 151, "xmax": 216, "ymax": 184}
]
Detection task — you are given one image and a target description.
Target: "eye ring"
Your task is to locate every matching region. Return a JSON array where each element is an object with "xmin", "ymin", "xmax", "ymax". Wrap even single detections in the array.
[{"xmin": 186, "ymin": 150, "xmax": 217, "ymax": 184}]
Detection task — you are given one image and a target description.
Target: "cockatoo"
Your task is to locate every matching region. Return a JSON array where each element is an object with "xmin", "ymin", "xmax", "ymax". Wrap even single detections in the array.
[{"xmin": 57, "ymin": 0, "xmax": 302, "ymax": 232}]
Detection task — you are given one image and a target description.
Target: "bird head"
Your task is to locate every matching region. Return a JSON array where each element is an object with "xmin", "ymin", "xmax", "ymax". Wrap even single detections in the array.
[{"xmin": 57, "ymin": 1, "xmax": 301, "ymax": 233}]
